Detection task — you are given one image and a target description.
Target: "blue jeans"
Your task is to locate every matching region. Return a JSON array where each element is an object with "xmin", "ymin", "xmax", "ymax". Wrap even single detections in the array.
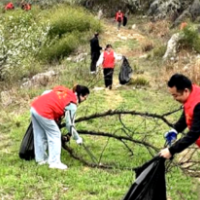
[{"xmin": 30, "ymin": 107, "xmax": 61, "ymax": 165}]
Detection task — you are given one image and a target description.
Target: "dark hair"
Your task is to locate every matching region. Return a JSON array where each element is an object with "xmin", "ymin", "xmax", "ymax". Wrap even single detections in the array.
[
  {"xmin": 167, "ymin": 73, "xmax": 192, "ymax": 92},
  {"xmin": 73, "ymin": 85, "xmax": 90, "ymax": 96},
  {"xmin": 94, "ymin": 32, "xmax": 99, "ymax": 37},
  {"xmin": 105, "ymin": 44, "xmax": 112, "ymax": 50}
]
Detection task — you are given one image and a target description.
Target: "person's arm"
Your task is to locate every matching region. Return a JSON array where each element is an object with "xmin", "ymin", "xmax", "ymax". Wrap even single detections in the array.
[
  {"xmin": 169, "ymin": 103, "xmax": 200, "ymax": 155},
  {"xmin": 114, "ymin": 52, "xmax": 123, "ymax": 61},
  {"xmin": 97, "ymin": 40, "xmax": 102, "ymax": 51},
  {"xmin": 96, "ymin": 52, "xmax": 104, "ymax": 67},
  {"xmin": 115, "ymin": 13, "xmax": 118, "ymax": 21},
  {"xmin": 65, "ymin": 103, "xmax": 81, "ymax": 141},
  {"xmin": 173, "ymin": 111, "xmax": 187, "ymax": 133}
]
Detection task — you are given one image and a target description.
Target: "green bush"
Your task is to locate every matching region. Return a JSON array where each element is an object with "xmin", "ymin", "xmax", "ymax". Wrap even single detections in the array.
[
  {"xmin": 44, "ymin": 5, "xmax": 101, "ymax": 38},
  {"xmin": 150, "ymin": 45, "xmax": 166, "ymax": 58},
  {"xmin": 38, "ymin": 5, "xmax": 101, "ymax": 62},
  {"xmin": 127, "ymin": 76, "xmax": 149, "ymax": 87},
  {"xmin": 180, "ymin": 25, "xmax": 200, "ymax": 53},
  {"xmin": 39, "ymin": 32, "xmax": 80, "ymax": 62},
  {"xmin": 0, "ymin": 11, "xmax": 47, "ymax": 81}
]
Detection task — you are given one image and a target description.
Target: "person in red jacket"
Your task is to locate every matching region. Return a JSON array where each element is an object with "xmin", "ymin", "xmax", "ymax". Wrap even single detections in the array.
[
  {"xmin": 160, "ymin": 74, "xmax": 200, "ymax": 159},
  {"xmin": 5, "ymin": 2, "xmax": 14, "ymax": 10},
  {"xmin": 115, "ymin": 10, "xmax": 124, "ymax": 30},
  {"xmin": 96, "ymin": 44, "xmax": 122, "ymax": 90},
  {"xmin": 21, "ymin": 2, "xmax": 31, "ymax": 11},
  {"xmin": 30, "ymin": 85, "xmax": 90, "ymax": 170}
]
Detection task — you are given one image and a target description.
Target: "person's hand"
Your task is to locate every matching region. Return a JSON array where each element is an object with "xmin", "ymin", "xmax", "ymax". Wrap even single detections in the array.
[
  {"xmin": 76, "ymin": 137, "xmax": 83, "ymax": 145},
  {"xmin": 159, "ymin": 148, "xmax": 172, "ymax": 159},
  {"xmin": 164, "ymin": 129, "xmax": 177, "ymax": 146}
]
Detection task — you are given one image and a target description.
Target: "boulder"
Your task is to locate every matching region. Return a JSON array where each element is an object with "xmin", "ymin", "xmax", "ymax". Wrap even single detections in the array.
[
  {"xmin": 1, "ymin": 90, "xmax": 12, "ymax": 106},
  {"xmin": 21, "ymin": 70, "xmax": 57, "ymax": 88},
  {"xmin": 163, "ymin": 33, "xmax": 183, "ymax": 60}
]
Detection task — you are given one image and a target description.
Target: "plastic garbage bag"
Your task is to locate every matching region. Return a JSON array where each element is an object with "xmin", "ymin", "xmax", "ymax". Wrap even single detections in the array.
[
  {"xmin": 119, "ymin": 56, "xmax": 133, "ymax": 85},
  {"xmin": 123, "ymin": 156, "xmax": 167, "ymax": 200},
  {"xmin": 19, "ymin": 122, "xmax": 35, "ymax": 160},
  {"xmin": 123, "ymin": 16, "xmax": 128, "ymax": 26}
]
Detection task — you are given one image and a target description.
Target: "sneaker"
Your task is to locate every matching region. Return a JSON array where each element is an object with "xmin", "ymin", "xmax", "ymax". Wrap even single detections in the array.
[
  {"xmin": 38, "ymin": 160, "xmax": 48, "ymax": 165},
  {"xmin": 49, "ymin": 162, "xmax": 68, "ymax": 170}
]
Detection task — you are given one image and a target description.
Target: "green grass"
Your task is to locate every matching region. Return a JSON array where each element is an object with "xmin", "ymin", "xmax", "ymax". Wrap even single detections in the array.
[
  {"xmin": 0, "ymin": 82, "xmax": 197, "ymax": 199},
  {"xmin": 0, "ymin": 10, "xmax": 200, "ymax": 200}
]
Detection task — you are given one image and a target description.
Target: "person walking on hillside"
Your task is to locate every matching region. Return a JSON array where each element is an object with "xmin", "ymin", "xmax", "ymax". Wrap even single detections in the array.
[
  {"xmin": 31, "ymin": 85, "xmax": 90, "ymax": 170},
  {"xmin": 115, "ymin": 10, "xmax": 124, "ymax": 30},
  {"xmin": 160, "ymin": 73, "xmax": 200, "ymax": 159},
  {"xmin": 4, "ymin": 2, "xmax": 14, "ymax": 10},
  {"xmin": 96, "ymin": 44, "xmax": 122, "ymax": 90},
  {"xmin": 90, "ymin": 32, "xmax": 102, "ymax": 74}
]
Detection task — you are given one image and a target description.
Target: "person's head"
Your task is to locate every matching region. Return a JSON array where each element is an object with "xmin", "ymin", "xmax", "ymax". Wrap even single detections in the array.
[
  {"xmin": 105, "ymin": 44, "xmax": 112, "ymax": 52},
  {"xmin": 73, "ymin": 85, "xmax": 90, "ymax": 103},
  {"xmin": 167, "ymin": 73, "xmax": 192, "ymax": 103},
  {"xmin": 118, "ymin": 10, "xmax": 121, "ymax": 13},
  {"xmin": 94, "ymin": 32, "xmax": 99, "ymax": 37}
]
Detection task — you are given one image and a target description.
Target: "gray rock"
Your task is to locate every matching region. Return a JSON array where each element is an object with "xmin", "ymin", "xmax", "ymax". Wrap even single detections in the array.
[
  {"xmin": 21, "ymin": 70, "xmax": 58, "ymax": 89},
  {"xmin": 163, "ymin": 33, "xmax": 184, "ymax": 60}
]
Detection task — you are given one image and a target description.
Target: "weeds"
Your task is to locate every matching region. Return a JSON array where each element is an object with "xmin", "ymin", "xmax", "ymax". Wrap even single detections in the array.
[{"xmin": 127, "ymin": 76, "xmax": 149, "ymax": 87}]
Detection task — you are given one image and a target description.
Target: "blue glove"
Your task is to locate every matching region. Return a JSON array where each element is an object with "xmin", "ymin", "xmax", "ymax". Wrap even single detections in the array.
[{"xmin": 164, "ymin": 129, "xmax": 177, "ymax": 146}]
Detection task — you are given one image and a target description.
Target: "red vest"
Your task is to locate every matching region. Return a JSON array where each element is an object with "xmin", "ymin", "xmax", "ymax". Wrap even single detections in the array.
[
  {"xmin": 5, "ymin": 2, "xmax": 14, "ymax": 10},
  {"xmin": 115, "ymin": 12, "xmax": 123, "ymax": 22},
  {"xmin": 31, "ymin": 86, "xmax": 77, "ymax": 120},
  {"xmin": 25, "ymin": 4, "xmax": 31, "ymax": 10},
  {"xmin": 183, "ymin": 85, "xmax": 200, "ymax": 147},
  {"xmin": 102, "ymin": 51, "xmax": 115, "ymax": 68}
]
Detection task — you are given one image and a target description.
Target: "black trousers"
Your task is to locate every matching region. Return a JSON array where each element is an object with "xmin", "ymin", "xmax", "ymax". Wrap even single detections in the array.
[
  {"xmin": 103, "ymin": 68, "xmax": 114, "ymax": 88},
  {"xmin": 90, "ymin": 52, "xmax": 100, "ymax": 72}
]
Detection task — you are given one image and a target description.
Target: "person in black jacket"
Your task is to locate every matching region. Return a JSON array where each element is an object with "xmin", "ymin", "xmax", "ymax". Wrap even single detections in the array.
[
  {"xmin": 90, "ymin": 32, "xmax": 102, "ymax": 74},
  {"xmin": 160, "ymin": 73, "xmax": 200, "ymax": 159}
]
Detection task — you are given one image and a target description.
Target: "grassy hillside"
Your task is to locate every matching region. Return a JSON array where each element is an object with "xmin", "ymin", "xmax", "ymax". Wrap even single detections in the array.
[{"xmin": 1, "ymin": 3, "xmax": 200, "ymax": 200}]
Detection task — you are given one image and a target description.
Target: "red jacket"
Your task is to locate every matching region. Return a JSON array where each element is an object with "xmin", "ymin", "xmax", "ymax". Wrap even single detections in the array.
[
  {"xmin": 24, "ymin": 3, "xmax": 31, "ymax": 11},
  {"xmin": 5, "ymin": 2, "xmax": 14, "ymax": 10},
  {"xmin": 115, "ymin": 12, "xmax": 124, "ymax": 22},
  {"xmin": 102, "ymin": 51, "xmax": 115, "ymax": 68},
  {"xmin": 31, "ymin": 86, "xmax": 77, "ymax": 120},
  {"xmin": 184, "ymin": 85, "xmax": 200, "ymax": 147}
]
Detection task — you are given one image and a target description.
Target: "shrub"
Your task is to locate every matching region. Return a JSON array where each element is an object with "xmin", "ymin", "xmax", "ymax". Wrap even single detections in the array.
[
  {"xmin": 127, "ymin": 76, "xmax": 149, "ymax": 87},
  {"xmin": 39, "ymin": 5, "xmax": 102, "ymax": 62},
  {"xmin": 0, "ymin": 12, "xmax": 48, "ymax": 81},
  {"xmin": 39, "ymin": 32, "xmax": 80, "ymax": 62},
  {"xmin": 180, "ymin": 25, "xmax": 200, "ymax": 53},
  {"xmin": 141, "ymin": 41, "xmax": 154, "ymax": 52},
  {"xmin": 151, "ymin": 45, "xmax": 166, "ymax": 58},
  {"xmin": 44, "ymin": 5, "xmax": 101, "ymax": 38}
]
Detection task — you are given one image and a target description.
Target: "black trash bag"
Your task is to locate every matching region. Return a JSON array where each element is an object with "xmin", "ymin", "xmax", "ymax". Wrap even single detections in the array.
[
  {"xmin": 123, "ymin": 16, "xmax": 128, "ymax": 26},
  {"xmin": 123, "ymin": 156, "xmax": 167, "ymax": 200},
  {"xmin": 119, "ymin": 56, "xmax": 133, "ymax": 85},
  {"xmin": 19, "ymin": 122, "xmax": 35, "ymax": 160}
]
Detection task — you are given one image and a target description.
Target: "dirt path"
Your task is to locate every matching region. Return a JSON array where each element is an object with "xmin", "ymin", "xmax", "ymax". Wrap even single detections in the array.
[{"xmin": 97, "ymin": 20, "xmax": 147, "ymax": 109}]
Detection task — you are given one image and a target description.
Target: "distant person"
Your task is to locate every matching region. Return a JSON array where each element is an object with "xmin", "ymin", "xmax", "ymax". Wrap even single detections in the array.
[
  {"xmin": 90, "ymin": 32, "xmax": 102, "ymax": 74},
  {"xmin": 179, "ymin": 22, "xmax": 187, "ymax": 30},
  {"xmin": 160, "ymin": 74, "xmax": 200, "ymax": 160},
  {"xmin": 115, "ymin": 10, "xmax": 124, "ymax": 30},
  {"xmin": 31, "ymin": 85, "xmax": 90, "ymax": 170},
  {"xmin": 5, "ymin": 2, "xmax": 14, "ymax": 10},
  {"xmin": 21, "ymin": 2, "xmax": 31, "ymax": 11},
  {"xmin": 96, "ymin": 44, "xmax": 122, "ymax": 90}
]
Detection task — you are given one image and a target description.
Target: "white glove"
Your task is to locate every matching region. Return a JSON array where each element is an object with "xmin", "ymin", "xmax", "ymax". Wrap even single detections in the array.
[{"xmin": 76, "ymin": 137, "xmax": 83, "ymax": 145}]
